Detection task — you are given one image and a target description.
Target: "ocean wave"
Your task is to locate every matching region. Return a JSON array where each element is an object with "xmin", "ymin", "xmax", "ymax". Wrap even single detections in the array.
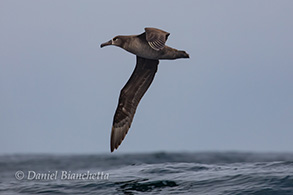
[{"xmin": 0, "ymin": 152, "xmax": 293, "ymax": 194}]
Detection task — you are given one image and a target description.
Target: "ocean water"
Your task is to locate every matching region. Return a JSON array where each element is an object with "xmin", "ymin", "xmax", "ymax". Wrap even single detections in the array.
[{"xmin": 0, "ymin": 152, "xmax": 293, "ymax": 195}]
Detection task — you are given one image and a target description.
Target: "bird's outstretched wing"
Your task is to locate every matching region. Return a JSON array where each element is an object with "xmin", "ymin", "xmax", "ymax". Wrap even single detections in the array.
[
  {"xmin": 111, "ymin": 56, "xmax": 159, "ymax": 152},
  {"xmin": 145, "ymin": 27, "xmax": 170, "ymax": 51}
]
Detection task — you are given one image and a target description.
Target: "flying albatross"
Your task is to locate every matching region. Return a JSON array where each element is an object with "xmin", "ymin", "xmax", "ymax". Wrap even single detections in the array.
[{"xmin": 100, "ymin": 27, "xmax": 189, "ymax": 152}]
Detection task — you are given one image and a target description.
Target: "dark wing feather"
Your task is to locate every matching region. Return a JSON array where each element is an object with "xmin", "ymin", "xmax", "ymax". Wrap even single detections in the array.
[
  {"xmin": 111, "ymin": 56, "xmax": 159, "ymax": 152},
  {"xmin": 145, "ymin": 27, "xmax": 170, "ymax": 51}
]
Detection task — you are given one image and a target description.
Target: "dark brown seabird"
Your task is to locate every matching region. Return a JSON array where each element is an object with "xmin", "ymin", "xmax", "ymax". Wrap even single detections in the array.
[{"xmin": 100, "ymin": 27, "xmax": 189, "ymax": 152}]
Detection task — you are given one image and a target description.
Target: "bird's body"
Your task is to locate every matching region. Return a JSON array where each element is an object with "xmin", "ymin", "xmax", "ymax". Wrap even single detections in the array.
[
  {"xmin": 100, "ymin": 27, "xmax": 189, "ymax": 152},
  {"xmin": 114, "ymin": 35, "xmax": 188, "ymax": 60}
]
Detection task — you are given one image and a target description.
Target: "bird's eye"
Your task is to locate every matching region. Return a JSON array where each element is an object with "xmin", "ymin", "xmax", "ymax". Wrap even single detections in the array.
[{"xmin": 113, "ymin": 37, "xmax": 118, "ymax": 41}]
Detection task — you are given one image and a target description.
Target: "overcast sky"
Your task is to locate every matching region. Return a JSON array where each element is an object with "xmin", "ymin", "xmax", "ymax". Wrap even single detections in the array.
[{"xmin": 1, "ymin": 1, "xmax": 292, "ymax": 154}]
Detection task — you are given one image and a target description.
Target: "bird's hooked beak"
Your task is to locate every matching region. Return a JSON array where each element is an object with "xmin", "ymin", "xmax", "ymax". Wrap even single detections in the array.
[{"xmin": 100, "ymin": 40, "xmax": 113, "ymax": 48}]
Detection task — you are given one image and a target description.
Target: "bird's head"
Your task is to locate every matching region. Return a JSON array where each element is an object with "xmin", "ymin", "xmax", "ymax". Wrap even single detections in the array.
[{"xmin": 100, "ymin": 36, "xmax": 124, "ymax": 48}]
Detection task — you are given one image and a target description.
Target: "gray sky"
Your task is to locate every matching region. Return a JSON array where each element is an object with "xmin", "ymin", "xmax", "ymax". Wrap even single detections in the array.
[{"xmin": 1, "ymin": 1, "xmax": 292, "ymax": 154}]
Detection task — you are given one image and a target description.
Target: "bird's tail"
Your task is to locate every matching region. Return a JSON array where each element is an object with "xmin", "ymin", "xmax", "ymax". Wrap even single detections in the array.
[{"xmin": 177, "ymin": 50, "xmax": 190, "ymax": 58}]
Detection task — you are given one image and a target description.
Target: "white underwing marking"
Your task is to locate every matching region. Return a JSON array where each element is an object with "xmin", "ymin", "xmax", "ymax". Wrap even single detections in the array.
[
  {"xmin": 122, "ymin": 107, "xmax": 128, "ymax": 114},
  {"xmin": 148, "ymin": 42, "xmax": 159, "ymax": 51}
]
